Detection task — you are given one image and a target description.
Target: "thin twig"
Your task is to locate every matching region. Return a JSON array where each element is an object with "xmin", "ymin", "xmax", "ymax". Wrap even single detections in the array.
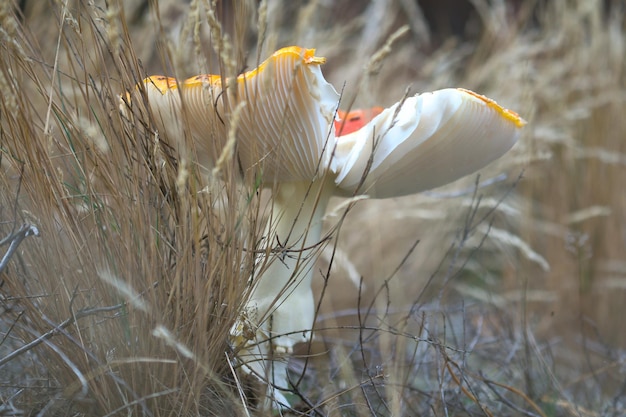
[
  {"xmin": 0, "ymin": 303, "xmax": 124, "ymax": 368},
  {"xmin": 480, "ymin": 375, "xmax": 548, "ymax": 417},
  {"xmin": 0, "ymin": 224, "xmax": 40, "ymax": 274},
  {"xmin": 224, "ymin": 351, "xmax": 251, "ymax": 417},
  {"xmin": 101, "ymin": 388, "xmax": 179, "ymax": 417}
]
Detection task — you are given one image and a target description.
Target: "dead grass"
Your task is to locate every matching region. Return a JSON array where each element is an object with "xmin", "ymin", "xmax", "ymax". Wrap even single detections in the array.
[
  {"xmin": 1, "ymin": 0, "xmax": 625, "ymax": 416},
  {"xmin": 1, "ymin": 1, "xmax": 255, "ymax": 415}
]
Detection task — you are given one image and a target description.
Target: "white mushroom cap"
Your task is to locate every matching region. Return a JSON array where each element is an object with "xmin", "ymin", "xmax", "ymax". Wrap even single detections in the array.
[
  {"xmin": 332, "ymin": 88, "xmax": 526, "ymax": 198},
  {"xmin": 128, "ymin": 47, "xmax": 525, "ymax": 196},
  {"xmin": 135, "ymin": 47, "xmax": 340, "ymax": 182}
]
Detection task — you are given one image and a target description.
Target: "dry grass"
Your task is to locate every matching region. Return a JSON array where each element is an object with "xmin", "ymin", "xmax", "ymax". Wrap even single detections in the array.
[{"xmin": 1, "ymin": 0, "xmax": 625, "ymax": 416}]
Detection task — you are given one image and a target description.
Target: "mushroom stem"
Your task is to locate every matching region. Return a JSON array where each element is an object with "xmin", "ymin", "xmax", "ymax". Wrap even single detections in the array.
[{"xmin": 236, "ymin": 177, "xmax": 335, "ymax": 404}]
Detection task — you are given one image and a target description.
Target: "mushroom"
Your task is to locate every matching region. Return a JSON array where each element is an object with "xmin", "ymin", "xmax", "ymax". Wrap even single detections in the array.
[{"xmin": 124, "ymin": 46, "xmax": 526, "ymax": 407}]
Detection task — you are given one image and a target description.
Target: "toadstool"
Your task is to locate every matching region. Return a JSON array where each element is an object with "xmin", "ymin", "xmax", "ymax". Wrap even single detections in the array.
[{"xmin": 123, "ymin": 46, "xmax": 526, "ymax": 407}]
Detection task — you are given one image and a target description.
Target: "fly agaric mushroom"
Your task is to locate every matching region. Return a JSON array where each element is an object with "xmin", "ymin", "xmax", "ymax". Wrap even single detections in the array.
[{"xmin": 123, "ymin": 46, "xmax": 526, "ymax": 407}]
